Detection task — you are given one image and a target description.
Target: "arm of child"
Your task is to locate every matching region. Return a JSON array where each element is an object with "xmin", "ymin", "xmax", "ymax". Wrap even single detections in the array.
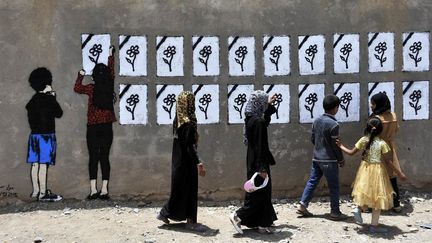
[
  {"xmin": 383, "ymin": 153, "xmax": 408, "ymax": 181},
  {"xmin": 338, "ymin": 143, "xmax": 359, "ymax": 156}
]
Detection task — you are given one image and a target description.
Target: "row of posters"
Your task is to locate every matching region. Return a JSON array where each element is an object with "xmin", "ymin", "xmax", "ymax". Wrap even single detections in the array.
[
  {"xmin": 82, "ymin": 32, "xmax": 431, "ymax": 77},
  {"xmin": 118, "ymin": 81, "xmax": 429, "ymax": 125}
]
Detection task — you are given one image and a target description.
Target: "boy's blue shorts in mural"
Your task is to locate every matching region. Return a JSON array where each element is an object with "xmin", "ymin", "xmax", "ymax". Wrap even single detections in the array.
[{"xmin": 27, "ymin": 133, "xmax": 56, "ymax": 165}]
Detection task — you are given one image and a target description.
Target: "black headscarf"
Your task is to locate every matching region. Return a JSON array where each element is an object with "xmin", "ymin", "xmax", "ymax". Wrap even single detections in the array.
[
  {"xmin": 92, "ymin": 63, "xmax": 114, "ymax": 111},
  {"xmin": 371, "ymin": 92, "xmax": 391, "ymax": 115}
]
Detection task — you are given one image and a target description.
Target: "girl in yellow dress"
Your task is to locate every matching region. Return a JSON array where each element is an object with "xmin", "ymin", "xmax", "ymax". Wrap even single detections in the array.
[{"xmin": 337, "ymin": 117, "xmax": 407, "ymax": 233}]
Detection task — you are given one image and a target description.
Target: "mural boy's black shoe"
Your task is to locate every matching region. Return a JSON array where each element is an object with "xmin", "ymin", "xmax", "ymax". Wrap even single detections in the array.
[
  {"xmin": 39, "ymin": 190, "xmax": 63, "ymax": 202},
  {"xmin": 87, "ymin": 192, "xmax": 100, "ymax": 200}
]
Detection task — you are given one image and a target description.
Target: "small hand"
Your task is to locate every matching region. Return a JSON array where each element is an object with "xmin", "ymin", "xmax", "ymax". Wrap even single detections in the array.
[
  {"xmin": 399, "ymin": 172, "xmax": 408, "ymax": 181},
  {"xmin": 198, "ymin": 164, "xmax": 206, "ymax": 177},
  {"xmin": 335, "ymin": 138, "xmax": 341, "ymax": 147},
  {"xmin": 259, "ymin": 171, "xmax": 268, "ymax": 178},
  {"xmin": 338, "ymin": 160, "xmax": 345, "ymax": 168},
  {"xmin": 79, "ymin": 69, "xmax": 86, "ymax": 76},
  {"xmin": 42, "ymin": 85, "xmax": 53, "ymax": 93},
  {"xmin": 109, "ymin": 45, "xmax": 115, "ymax": 56},
  {"xmin": 268, "ymin": 94, "xmax": 277, "ymax": 105}
]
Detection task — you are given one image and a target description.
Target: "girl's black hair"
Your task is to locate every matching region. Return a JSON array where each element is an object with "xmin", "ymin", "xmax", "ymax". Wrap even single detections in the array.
[
  {"xmin": 371, "ymin": 92, "xmax": 391, "ymax": 115},
  {"xmin": 362, "ymin": 116, "xmax": 383, "ymax": 157},
  {"xmin": 28, "ymin": 67, "xmax": 52, "ymax": 92},
  {"xmin": 92, "ymin": 63, "xmax": 114, "ymax": 110}
]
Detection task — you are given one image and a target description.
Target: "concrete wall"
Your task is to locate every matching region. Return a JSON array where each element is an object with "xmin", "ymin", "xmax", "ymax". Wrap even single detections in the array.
[{"xmin": 1, "ymin": 0, "xmax": 431, "ymax": 200}]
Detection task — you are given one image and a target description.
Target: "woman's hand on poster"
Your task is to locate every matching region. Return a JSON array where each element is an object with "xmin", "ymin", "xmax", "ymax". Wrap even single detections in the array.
[
  {"xmin": 268, "ymin": 94, "xmax": 277, "ymax": 105},
  {"xmin": 79, "ymin": 69, "xmax": 85, "ymax": 76},
  {"xmin": 198, "ymin": 163, "xmax": 206, "ymax": 177},
  {"xmin": 109, "ymin": 45, "xmax": 115, "ymax": 56}
]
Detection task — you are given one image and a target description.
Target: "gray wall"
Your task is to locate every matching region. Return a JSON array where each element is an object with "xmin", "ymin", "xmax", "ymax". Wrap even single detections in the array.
[{"xmin": 1, "ymin": 0, "xmax": 431, "ymax": 200}]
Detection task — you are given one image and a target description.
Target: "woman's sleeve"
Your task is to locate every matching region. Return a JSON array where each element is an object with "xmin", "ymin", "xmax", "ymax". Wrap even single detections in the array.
[
  {"xmin": 108, "ymin": 55, "xmax": 115, "ymax": 79},
  {"xmin": 254, "ymin": 119, "xmax": 269, "ymax": 172},
  {"xmin": 73, "ymin": 73, "xmax": 92, "ymax": 95},
  {"xmin": 184, "ymin": 124, "xmax": 201, "ymax": 165},
  {"xmin": 264, "ymin": 105, "xmax": 276, "ymax": 126}
]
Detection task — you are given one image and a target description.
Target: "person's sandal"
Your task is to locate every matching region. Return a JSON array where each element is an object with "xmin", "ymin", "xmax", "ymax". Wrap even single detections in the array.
[
  {"xmin": 229, "ymin": 212, "xmax": 243, "ymax": 234},
  {"xmin": 156, "ymin": 213, "xmax": 170, "ymax": 224},
  {"xmin": 392, "ymin": 206, "xmax": 402, "ymax": 213},
  {"xmin": 87, "ymin": 191, "xmax": 100, "ymax": 200},
  {"xmin": 98, "ymin": 193, "xmax": 110, "ymax": 200},
  {"xmin": 296, "ymin": 208, "xmax": 313, "ymax": 217},
  {"xmin": 257, "ymin": 226, "xmax": 275, "ymax": 234}
]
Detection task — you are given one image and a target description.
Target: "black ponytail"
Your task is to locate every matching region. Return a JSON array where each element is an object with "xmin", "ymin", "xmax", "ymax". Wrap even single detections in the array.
[
  {"xmin": 362, "ymin": 117, "xmax": 383, "ymax": 157},
  {"xmin": 92, "ymin": 63, "xmax": 114, "ymax": 110}
]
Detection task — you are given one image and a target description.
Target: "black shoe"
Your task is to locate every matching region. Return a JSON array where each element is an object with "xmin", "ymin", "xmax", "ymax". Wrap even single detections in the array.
[
  {"xmin": 87, "ymin": 192, "xmax": 100, "ymax": 200},
  {"xmin": 39, "ymin": 190, "xmax": 62, "ymax": 202},
  {"xmin": 98, "ymin": 193, "xmax": 110, "ymax": 200}
]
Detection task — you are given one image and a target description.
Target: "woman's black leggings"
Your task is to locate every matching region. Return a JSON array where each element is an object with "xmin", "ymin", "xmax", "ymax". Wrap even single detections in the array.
[{"xmin": 86, "ymin": 123, "xmax": 113, "ymax": 180}]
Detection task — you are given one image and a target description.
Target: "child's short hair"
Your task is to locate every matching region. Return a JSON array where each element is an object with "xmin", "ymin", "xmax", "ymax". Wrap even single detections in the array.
[
  {"xmin": 29, "ymin": 67, "xmax": 52, "ymax": 92},
  {"xmin": 323, "ymin": 94, "xmax": 340, "ymax": 111}
]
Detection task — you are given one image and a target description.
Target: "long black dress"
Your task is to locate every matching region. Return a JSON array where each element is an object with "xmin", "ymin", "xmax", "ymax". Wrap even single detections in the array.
[
  {"xmin": 160, "ymin": 122, "xmax": 200, "ymax": 222},
  {"xmin": 236, "ymin": 105, "xmax": 277, "ymax": 228}
]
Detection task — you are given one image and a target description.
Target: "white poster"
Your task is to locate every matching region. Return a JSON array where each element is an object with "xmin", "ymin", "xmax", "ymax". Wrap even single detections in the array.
[
  {"xmin": 228, "ymin": 37, "xmax": 255, "ymax": 76},
  {"xmin": 156, "ymin": 84, "xmax": 184, "ymax": 125},
  {"xmin": 402, "ymin": 32, "xmax": 430, "ymax": 72},
  {"xmin": 298, "ymin": 35, "xmax": 325, "ymax": 75},
  {"xmin": 402, "ymin": 81, "xmax": 429, "ymax": 120},
  {"xmin": 368, "ymin": 32, "xmax": 395, "ymax": 73},
  {"xmin": 156, "ymin": 36, "xmax": 184, "ymax": 77},
  {"xmin": 263, "ymin": 84, "xmax": 290, "ymax": 123},
  {"xmin": 298, "ymin": 84, "xmax": 325, "ymax": 123},
  {"xmin": 263, "ymin": 36, "xmax": 290, "ymax": 76},
  {"xmin": 227, "ymin": 84, "xmax": 254, "ymax": 124},
  {"xmin": 119, "ymin": 35, "xmax": 147, "ymax": 76},
  {"xmin": 333, "ymin": 82, "xmax": 360, "ymax": 122},
  {"xmin": 333, "ymin": 33, "xmax": 360, "ymax": 74},
  {"xmin": 193, "ymin": 36, "xmax": 220, "ymax": 76},
  {"xmin": 368, "ymin": 82, "xmax": 395, "ymax": 114},
  {"xmin": 119, "ymin": 84, "xmax": 147, "ymax": 125},
  {"xmin": 192, "ymin": 84, "xmax": 219, "ymax": 124},
  {"xmin": 81, "ymin": 34, "xmax": 110, "ymax": 75}
]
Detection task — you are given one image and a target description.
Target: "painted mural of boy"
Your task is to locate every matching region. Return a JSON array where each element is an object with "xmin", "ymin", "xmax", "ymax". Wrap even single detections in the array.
[{"xmin": 26, "ymin": 67, "xmax": 63, "ymax": 202}]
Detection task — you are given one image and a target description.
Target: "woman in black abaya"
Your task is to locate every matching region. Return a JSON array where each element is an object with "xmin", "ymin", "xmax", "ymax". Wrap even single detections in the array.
[
  {"xmin": 157, "ymin": 91, "xmax": 206, "ymax": 228},
  {"xmin": 230, "ymin": 90, "xmax": 278, "ymax": 234}
]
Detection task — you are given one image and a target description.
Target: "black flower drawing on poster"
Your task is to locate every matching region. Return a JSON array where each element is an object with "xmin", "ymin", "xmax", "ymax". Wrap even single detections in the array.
[
  {"xmin": 305, "ymin": 44, "xmax": 318, "ymax": 70},
  {"xmin": 198, "ymin": 93, "xmax": 212, "ymax": 119},
  {"xmin": 126, "ymin": 45, "xmax": 140, "ymax": 72},
  {"xmin": 125, "ymin": 94, "xmax": 140, "ymax": 120},
  {"xmin": 374, "ymin": 42, "xmax": 387, "ymax": 67},
  {"xmin": 409, "ymin": 90, "xmax": 422, "ymax": 115},
  {"xmin": 305, "ymin": 93, "xmax": 318, "ymax": 119},
  {"xmin": 272, "ymin": 93, "xmax": 283, "ymax": 119},
  {"xmin": 199, "ymin": 46, "xmax": 212, "ymax": 72},
  {"xmin": 163, "ymin": 93, "xmax": 176, "ymax": 119},
  {"xmin": 163, "ymin": 46, "xmax": 177, "ymax": 72},
  {"xmin": 269, "ymin": 46, "xmax": 282, "ymax": 71},
  {"xmin": 233, "ymin": 93, "xmax": 247, "ymax": 119},
  {"xmin": 89, "ymin": 44, "xmax": 103, "ymax": 66},
  {"xmin": 339, "ymin": 92, "xmax": 352, "ymax": 117},
  {"xmin": 409, "ymin": 42, "xmax": 422, "ymax": 67},
  {"xmin": 339, "ymin": 43, "xmax": 352, "ymax": 69},
  {"xmin": 234, "ymin": 46, "xmax": 248, "ymax": 72}
]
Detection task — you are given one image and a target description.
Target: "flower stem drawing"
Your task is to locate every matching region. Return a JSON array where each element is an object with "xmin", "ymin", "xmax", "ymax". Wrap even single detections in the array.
[
  {"xmin": 234, "ymin": 46, "xmax": 248, "ymax": 72},
  {"xmin": 409, "ymin": 90, "xmax": 422, "ymax": 115},
  {"xmin": 199, "ymin": 46, "xmax": 212, "ymax": 72},
  {"xmin": 163, "ymin": 93, "xmax": 176, "ymax": 119},
  {"xmin": 339, "ymin": 43, "xmax": 352, "ymax": 69},
  {"xmin": 269, "ymin": 45, "xmax": 282, "ymax": 71},
  {"xmin": 233, "ymin": 93, "xmax": 247, "ymax": 119},
  {"xmin": 339, "ymin": 92, "xmax": 352, "ymax": 118},
  {"xmin": 89, "ymin": 44, "xmax": 103, "ymax": 66},
  {"xmin": 409, "ymin": 42, "xmax": 422, "ymax": 67},
  {"xmin": 374, "ymin": 42, "xmax": 387, "ymax": 67},
  {"xmin": 198, "ymin": 93, "xmax": 212, "ymax": 119},
  {"xmin": 273, "ymin": 93, "xmax": 283, "ymax": 119},
  {"xmin": 125, "ymin": 94, "xmax": 140, "ymax": 120},
  {"xmin": 305, "ymin": 93, "xmax": 318, "ymax": 119},
  {"xmin": 163, "ymin": 46, "xmax": 176, "ymax": 72},
  {"xmin": 126, "ymin": 45, "xmax": 140, "ymax": 72},
  {"xmin": 305, "ymin": 44, "xmax": 318, "ymax": 70}
]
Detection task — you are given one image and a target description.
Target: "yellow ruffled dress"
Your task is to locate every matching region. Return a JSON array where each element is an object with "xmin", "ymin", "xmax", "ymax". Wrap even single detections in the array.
[{"xmin": 351, "ymin": 136, "xmax": 395, "ymax": 210}]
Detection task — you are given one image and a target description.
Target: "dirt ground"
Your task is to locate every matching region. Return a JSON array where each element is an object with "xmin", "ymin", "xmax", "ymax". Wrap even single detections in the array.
[{"xmin": 0, "ymin": 191, "xmax": 431, "ymax": 243}]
